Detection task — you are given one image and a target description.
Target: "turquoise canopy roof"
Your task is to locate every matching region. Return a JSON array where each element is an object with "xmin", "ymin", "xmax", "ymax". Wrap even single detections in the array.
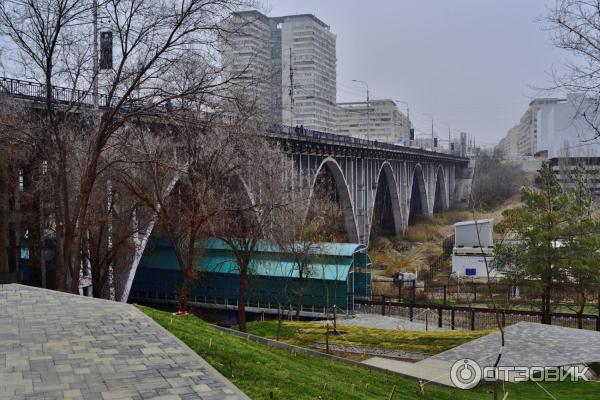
[{"xmin": 141, "ymin": 237, "xmax": 368, "ymax": 281}]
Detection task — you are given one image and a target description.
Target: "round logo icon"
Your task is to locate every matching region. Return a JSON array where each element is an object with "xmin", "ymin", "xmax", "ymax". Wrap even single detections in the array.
[{"xmin": 450, "ymin": 358, "xmax": 482, "ymax": 389}]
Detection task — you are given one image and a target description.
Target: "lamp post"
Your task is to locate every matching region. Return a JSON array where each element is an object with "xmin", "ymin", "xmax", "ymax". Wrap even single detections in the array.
[
  {"xmin": 352, "ymin": 79, "xmax": 370, "ymax": 140},
  {"xmin": 394, "ymin": 100, "xmax": 411, "ymax": 143},
  {"xmin": 440, "ymin": 122, "xmax": 453, "ymax": 153},
  {"xmin": 92, "ymin": 0, "xmax": 98, "ymax": 107},
  {"xmin": 422, "ymin": 113, "xmax": 435, "ymax": 149}
]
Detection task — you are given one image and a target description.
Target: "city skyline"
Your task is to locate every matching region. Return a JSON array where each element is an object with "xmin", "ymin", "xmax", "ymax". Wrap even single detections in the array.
[{"xmin": 266, "ymin": 0, "xmax": 575, "ymax": 148}]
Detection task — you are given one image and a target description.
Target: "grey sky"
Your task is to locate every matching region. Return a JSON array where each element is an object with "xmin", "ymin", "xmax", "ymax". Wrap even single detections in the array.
[{"xmin": 267, "ymin": 0, "xmax": 572, "ymax": 147}]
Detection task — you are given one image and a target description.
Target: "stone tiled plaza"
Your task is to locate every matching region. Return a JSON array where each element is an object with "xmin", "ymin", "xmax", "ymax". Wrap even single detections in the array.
[
  {"xmin": 432, "ymin": 321, "xmax": 600, "ymax": 369},
  {"xmin": 0, "ymin": 284, "xmax": 248, "ymax": 400}
]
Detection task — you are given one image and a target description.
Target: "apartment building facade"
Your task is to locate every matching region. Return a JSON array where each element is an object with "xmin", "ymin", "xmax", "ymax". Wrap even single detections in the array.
[
  {"xmin": 221, "ymin": 11, "xmax": 337, "ymax": 132},
  {"xmin": 498, "ymin": 98, "xmax": 562, "ymax": 158},
  {"xmin": 335, "ymin": 99, "xmax": 410, "ymax": 144},
  {"xmin": 220, "ymin": 11, "xmax": 274, "ymax": 120}
]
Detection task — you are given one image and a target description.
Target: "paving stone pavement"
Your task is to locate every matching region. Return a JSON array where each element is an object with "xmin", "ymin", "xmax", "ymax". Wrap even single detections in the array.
[
  {"xmin": 0, "ymin": 284, "xmax": 250, "ymax": 400},
  {"xmin": 431, "ymin": 321, "xmax": 600, "ymax": 369}
]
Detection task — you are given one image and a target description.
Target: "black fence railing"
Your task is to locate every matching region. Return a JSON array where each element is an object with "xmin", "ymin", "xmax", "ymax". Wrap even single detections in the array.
[
  {"xmin": 0, "ymin": 76, "xmax": 111, "ymax": 107},
  {"xmin": 357, "ymin": 297, "xmax": 600, "ymax": 331}
]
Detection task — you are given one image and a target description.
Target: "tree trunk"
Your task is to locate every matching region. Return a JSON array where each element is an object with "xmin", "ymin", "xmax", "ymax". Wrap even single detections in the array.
[
  {"xmin": 27, "ymin": 218, "xmax": 43, "ymax": 287},
  {"xmin": 238, "ymin": 265, "xmax": 249, "ymax": 332},
  {"xmin": 295, "ymin": 271, "xmax": 304, "ymax": 320},
  {"xmin": 541, "ymin": 271, "xmax": 552, "ymax": 325},
  {"xmin": 178, "ymin": 268, "xmax": 192, "ymax": 313},
  {"xmin": 577, "ymin": 288, "xmax": 586, "ymax": 329}
]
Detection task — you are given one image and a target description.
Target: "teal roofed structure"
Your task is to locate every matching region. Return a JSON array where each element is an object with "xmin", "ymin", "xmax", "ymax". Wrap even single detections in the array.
[{"xmin": 130, "ymin": 237, "xmax": 372, "ymax": 312}]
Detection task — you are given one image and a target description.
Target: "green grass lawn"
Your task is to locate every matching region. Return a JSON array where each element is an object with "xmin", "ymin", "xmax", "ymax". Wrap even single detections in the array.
[
  {"xmin": 140, "ymin": 306, "xmax": 600, "ymax": 400},
  {"xmin": 243, "ymin": 320, "xmax": 491, "ymax": 355}
]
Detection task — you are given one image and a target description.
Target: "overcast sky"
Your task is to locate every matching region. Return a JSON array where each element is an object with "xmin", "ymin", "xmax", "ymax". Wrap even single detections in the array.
[{"xmin": 267, "ymin": 0, "xmax": 572, "ymax": 147}]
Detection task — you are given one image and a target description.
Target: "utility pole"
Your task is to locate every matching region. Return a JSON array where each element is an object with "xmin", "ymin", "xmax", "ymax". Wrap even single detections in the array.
[
  {"xmin": 423, "ymin": 113, "xmax": 434, "ymax": 149},
  {"xmin": 441, "ymin": 122, "xmax": 453, "ymax": 153},
  {"xmin": 353, "ymin": 80, "xmax": 370, "ymax": 140},
  {"xmin": 289, "ymin": 48, "xmax": 295, "ymax": 126},
  {"xmin": 395, "ymin": 100, "xmax": 410, "ymax": 142},
  {"xmin": 92, "ymin": 0, "xmax": 98, "ymax": 107}
]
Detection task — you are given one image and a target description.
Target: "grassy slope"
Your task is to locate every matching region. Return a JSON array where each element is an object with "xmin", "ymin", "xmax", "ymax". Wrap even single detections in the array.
[
  {"xmin": 243, "ymin": 320, "xmax": 491, "ymax": 355},
  {"xmin": 141, "ymin": 306, "xmax": 600, "ymax": 400}
]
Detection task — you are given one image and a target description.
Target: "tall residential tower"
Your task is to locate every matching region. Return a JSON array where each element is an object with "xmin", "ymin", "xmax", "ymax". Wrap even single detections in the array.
[{"xmin": 221, "ymin": 11, "xmax": 337, "ymax": 132}]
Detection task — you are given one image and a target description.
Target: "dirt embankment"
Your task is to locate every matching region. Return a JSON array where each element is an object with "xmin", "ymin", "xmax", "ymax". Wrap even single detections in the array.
[{"xmin": 368, "ymin": 198, "xmax": 521, "ymax": 292}]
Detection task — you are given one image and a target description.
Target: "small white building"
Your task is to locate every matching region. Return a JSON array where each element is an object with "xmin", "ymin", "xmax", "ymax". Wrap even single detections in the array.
[{"xmin": 451, "ymin": 219, "xmax": 499, "ymax": 279}]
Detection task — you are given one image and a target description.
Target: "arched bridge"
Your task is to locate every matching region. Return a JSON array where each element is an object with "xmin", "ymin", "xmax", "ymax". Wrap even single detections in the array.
[
  {"xmin": 0, "ymin": 76, "xmax": 469, "ymax": 249},
  {"xmin": 267, "ymin": 126, "xmax": 469, "ymax": 244}
]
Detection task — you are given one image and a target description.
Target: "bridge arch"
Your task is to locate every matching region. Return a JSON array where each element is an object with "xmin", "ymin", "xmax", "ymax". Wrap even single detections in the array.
[
  {"xmin": 369, "ymin": 162, "xmax": 403, "ymax": 240},
  {"xmin": 433, "ymin": 165, "xmax": 449, "ymax": 212},
  {"xmin": 408, "ymin": 163, "xmax": 429, "ymax": 224},
  {"xmin": 310, "ymin": 157, "xmax": 359, "ymax": 243}
]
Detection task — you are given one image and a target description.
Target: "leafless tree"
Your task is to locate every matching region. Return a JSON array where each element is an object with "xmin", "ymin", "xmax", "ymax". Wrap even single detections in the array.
[
  {"xmin": 273, "ymin": 183, "xmax": 347, "ymax": 320},
  {"xmin": 211, "ymin": 137, "xmax": 292, "ymax": 332},
  {"xmin": 0, "ymin": 0, "xmax": 257, "ymax": 293},
  {"xmin": 0, "ymin": 103, "xmax": 32, "ymax": 279},
  {"xmin": 546, "ymin": 0, "xmax": 600, "ymax": 135}
]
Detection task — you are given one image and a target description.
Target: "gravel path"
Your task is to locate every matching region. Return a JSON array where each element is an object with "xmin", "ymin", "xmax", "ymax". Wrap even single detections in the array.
[
  {"xmin": 310, "ymin": 343, "xmax": 428, "ymax": 361},
  {"xmin": 330, "ymin": 313, "xmax": 458, "ymax": 331}
]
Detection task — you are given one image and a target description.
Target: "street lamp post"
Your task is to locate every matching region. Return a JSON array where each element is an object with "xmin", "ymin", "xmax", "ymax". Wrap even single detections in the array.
[
  {"xmin": 92, "ymin": 0, "xmax": 98, "ymax": 107},
  {"xmin": 422, "ymin": 113, "xmax": 435, "ymax": 149},
  {"xmin": 394, "ymin": 100, "xmax": 411, "ymax": 143},
  {"xmin": 352, "ymin": 79, "xmax": 370, "ymax": 140},
  {"xmin": 352, "ymin": 79, "xmax": 370, "ymax": 244},
  {"xmin": 440, "ymin": 122, "xmax": 453, "ymax": 153}
]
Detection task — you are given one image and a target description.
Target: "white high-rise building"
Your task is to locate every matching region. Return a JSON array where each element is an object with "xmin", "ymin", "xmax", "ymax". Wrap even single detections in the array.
[
  {"xmin": 221, "ymin": 11, "xmax": 337, "ymax": 132},
  {"xmin": 497, "ymin": 98, "xmax": 562, "ymax": 158},
  {"xmin": 220, "ymin": 11, "xmax": 274, "ymax": 120},
  {"xmin": 536, "ymin": 94, "xmax": 600, "ymax": 158},
  {"xmin": 335, "ymin": 100, "xmax": 410, "ymax": 144},
  {"xmin": 276, "ymin": 14, "xmax": 337, "ymax": 133}
]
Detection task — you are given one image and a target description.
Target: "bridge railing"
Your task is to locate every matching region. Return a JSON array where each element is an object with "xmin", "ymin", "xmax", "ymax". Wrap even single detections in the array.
[
  {"xmin": 0, "ymin": 76, "xmax": 113, "ymax": 107},
  {"xmin": 0, "ymin": 76, "xmax": 468, "ymax": 161},
  {"xmin": 267, "ymin": 123, "xmax": 468, "ymax": 161}
]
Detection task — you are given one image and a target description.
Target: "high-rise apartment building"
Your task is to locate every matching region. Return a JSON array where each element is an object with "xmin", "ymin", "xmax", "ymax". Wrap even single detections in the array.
[
  {"xmin": 220, "ymin": 11, "xmax": 274, "ymax": 119},
  {"xmin": 221, "ymin": 11, "xmax": 337, "ymax": 132},
  {"xmin": 498, "ymin": 98, "xmax": 562, "ymax": 158},
  {"xmin": 335, "ymin": 100, "xmax": 410, "ymax": 144}
]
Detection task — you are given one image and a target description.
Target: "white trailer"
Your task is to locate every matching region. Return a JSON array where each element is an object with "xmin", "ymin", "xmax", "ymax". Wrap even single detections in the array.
[{"xmin": 451, "ymin": 219, "xmax": 500, "ymax": 278}]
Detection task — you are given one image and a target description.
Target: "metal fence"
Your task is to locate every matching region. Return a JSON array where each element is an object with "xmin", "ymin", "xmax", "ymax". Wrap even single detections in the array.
[
  {"xmin": 0, "ymin": 76, "xmax": 111, "ymax": 107},
  {"xmin": 357, "ymin": 297, "xmax": 600, "ymax": 331}
]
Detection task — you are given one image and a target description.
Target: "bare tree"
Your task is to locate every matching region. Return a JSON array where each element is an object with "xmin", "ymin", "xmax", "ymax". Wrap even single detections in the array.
[
  {"xmin": 273, "ymin": 183, "xmax": 347, "ymax": 319},
  {"xmin": 546, "ymin": 1, "xmax": 600, "ymax": 135},
  {"xmin": 0, "ymin": 0, "xmax": 255, "ymax": 293},
  {"xmin": 211, "ymin": 137, "xmax": 291, "ymax": 332}
]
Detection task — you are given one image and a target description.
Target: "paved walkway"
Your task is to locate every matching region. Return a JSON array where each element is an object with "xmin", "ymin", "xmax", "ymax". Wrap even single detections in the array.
[
  {"xmin": 431, "ymin": 321, "xmax": 600, "ymax": 369},
  {"xmin": 362, "ymin": 321, "xmax": 600, "ymax": 387},
  {"xmin": 0, "ymin": 284, "xmax": 249, "ymax": 400},
  {"xmin": 362, "ymin": 357, "xmax": 456, "ymax": 387}
]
